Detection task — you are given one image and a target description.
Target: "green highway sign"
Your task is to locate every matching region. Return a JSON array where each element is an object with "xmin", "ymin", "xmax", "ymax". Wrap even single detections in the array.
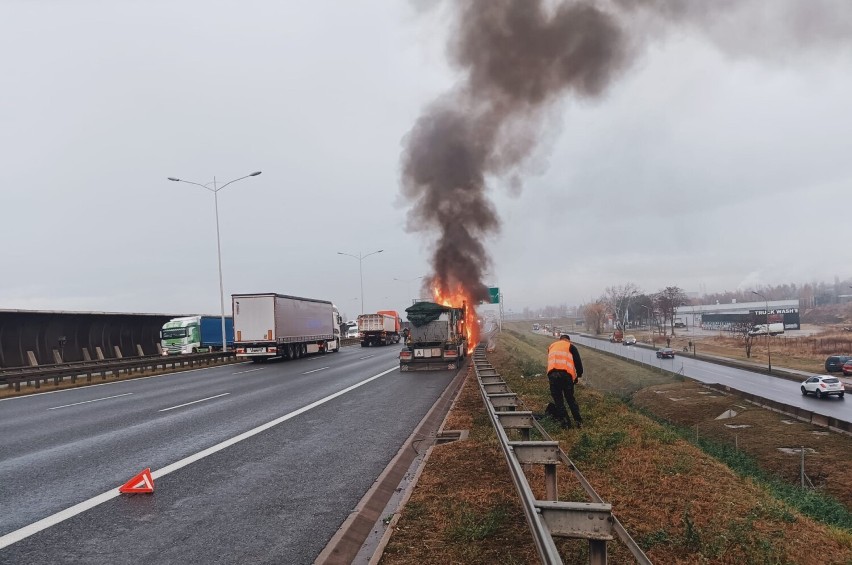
[{"xmin": 487, "ymin": 287, "xmax": 500, "ymax": 304}]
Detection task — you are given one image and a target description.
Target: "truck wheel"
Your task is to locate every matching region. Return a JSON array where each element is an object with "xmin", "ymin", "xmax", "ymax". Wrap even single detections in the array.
[
  {"xmin": 192, "ymin": 347, "xmax": 198, "ymax": 354},
  {"xmin": 334, "ymin": 339, "xmax": 340, "ymax": 352},
  {"xmin": 286, "ymin": 344, "xmax": 295, "ymax": 360}
]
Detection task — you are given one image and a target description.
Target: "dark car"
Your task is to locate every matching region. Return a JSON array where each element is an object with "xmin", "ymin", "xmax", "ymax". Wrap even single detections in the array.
[
  {"xmin": 656, "ymin": 347, "xmax": 675, "ymax": 359},
  {"xmin": 825, "ymin": 355, "xmax": 852, "ymax": 373},
  {"xmin": 843, "ymin": 360, "xmax": 852, "ymax": 376}
]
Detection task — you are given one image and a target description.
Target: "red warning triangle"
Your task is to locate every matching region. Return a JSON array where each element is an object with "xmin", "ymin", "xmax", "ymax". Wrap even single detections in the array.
[{"xmin": 119, "ymin": 468, "xmax": 154, "ymax": 494}]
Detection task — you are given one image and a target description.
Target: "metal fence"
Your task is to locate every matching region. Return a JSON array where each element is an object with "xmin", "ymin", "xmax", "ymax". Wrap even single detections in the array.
[
  {"xmin": 1, "ymin": 351, "xmax": 235, "ymax": 392},
  {"xmin": 472, "ymin": 346, "xmax": 651, "ymax": 565}
]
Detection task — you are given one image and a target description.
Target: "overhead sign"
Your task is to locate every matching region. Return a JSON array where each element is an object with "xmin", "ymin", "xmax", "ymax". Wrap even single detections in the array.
[{"xmin": 487, "ymin": 287, "xmax": 500, "ymax": 304}]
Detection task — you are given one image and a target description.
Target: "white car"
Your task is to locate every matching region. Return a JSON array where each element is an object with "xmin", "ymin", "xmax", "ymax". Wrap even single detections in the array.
[
  {"xmin": 622, "ymin": 335, "xmax": 637, "ymax": 346},
  {"xmin": 801, "ymin": 375, "xmax": 845, "ymax": 399}
]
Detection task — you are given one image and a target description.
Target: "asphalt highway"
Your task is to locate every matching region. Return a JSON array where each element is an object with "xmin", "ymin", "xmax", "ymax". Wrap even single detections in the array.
[
  {"xmin": 0, "ymin": 345, "xmax": 457, "ymax": 564},
  {"xmin": 571, "ymin": 335, "xmax": 851, "ymax": 421}
]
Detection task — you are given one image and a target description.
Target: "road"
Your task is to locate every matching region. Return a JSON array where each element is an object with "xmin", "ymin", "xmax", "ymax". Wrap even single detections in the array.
[
  {"xmin": 571, "ymin": 335, "xmax": 850, "ymax": 421},
  {"xmin": 0, "ymin": 345, "xmax": 457, "ymax": 564}
]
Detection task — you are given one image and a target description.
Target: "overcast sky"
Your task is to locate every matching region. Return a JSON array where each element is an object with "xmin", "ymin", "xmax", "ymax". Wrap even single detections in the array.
[{"xmin": 2, "ymin": 1, "xmax": 850, "ymax": 320}]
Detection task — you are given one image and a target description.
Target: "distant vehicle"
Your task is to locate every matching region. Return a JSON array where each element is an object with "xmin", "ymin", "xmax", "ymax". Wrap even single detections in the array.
[
  {"xmin": 656, "ymin": 347, "xmax": 675, "ymax": 359},
  {"xmin": 346, "ymin": 326, "xmax": 359, "ymax": 339},
  {"xmin": 609, "ymin": 330, "xmax": 623, "ymax": 343},
  {"xmin": 357, "ymin": 311, "xmax": 401, "ymax": 346},
  {"xmin": 623, "ymin": 335, "xmax": 637, "ymax": 346},
  {"xmin": 533, "ymin": 323, "xmax": 540, "ymax": 331},
  {"xmin": 232, "ymin": 293, "xmax": 341, "ymax": 362},
  {"xmin": 748, "ymin": 323, "xmax": 784, "ymax": 337},
  {"xmin": 825, "ymin": 355, "xmax": 852, "ymax": 373},
  {"xmin": 673, "ymin": 317, "xmax": 686, "ymax": 328},
  {"xmin": 161, "ymin": 315, "xmax": 234, "ymax": 355},
  {"xmin": 843, "ymin": 360, "xmax": 852, "ymax": 376},
  {"xmin": 800, "ymin": 375, "xmax": 845, "ymax": 399}
]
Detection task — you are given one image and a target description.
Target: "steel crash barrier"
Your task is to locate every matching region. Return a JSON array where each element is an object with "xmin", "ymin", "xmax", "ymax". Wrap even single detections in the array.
[
  {"xmin": 0, "ymin": 352, "xmax": 236, "ymax": 392},
  {"xmin": 472, "ymin": 345, "xmax": 652, "ymax": 565}
]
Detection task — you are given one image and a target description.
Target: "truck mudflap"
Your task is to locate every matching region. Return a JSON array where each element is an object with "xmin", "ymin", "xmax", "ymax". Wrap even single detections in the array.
[{"xmin": 399, "ymin": 360, "xmax": 458, "ymax": 372}]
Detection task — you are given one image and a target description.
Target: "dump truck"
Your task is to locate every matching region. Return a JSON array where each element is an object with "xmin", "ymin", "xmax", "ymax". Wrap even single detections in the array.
[
  {"xmin": 232, "ymin": 293, "xmax": 341, "ymax": 362},
  {"xmin": 357, "ymin": 311, "xmax": 401, "ymax": 346},
  {"xmin": 160, "ymin": 315, "xmax": 234, "ymax": 354},
  {"xmin": 399, "ymin": 301, "xmax": 467, "ymax": 371}
]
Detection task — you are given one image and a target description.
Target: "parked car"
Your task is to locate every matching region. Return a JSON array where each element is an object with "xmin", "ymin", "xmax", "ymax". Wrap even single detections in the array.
[
  {"xmin": 825, "ymin": 355, "xmax": 852, "ymax": 373},
  {"xmin": 844, "ymin": 359, "xmax": 852, "ymax": 376},
  {"xmin": 656, "ymin": 347, "xmax": 675, "ymax": 359},
  {"xmin": 800, "ymin": 375, "xmax": 845, "ymax": 399},
  {"xmin": 622, "ymin": 335, "xmax": 637, "ymax": 346}
]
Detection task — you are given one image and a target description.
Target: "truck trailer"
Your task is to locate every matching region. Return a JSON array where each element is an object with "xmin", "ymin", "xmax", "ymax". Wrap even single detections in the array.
[
  {"xmin": 399, "ymin": 301, "xmax": 467, "ymax": 371},
  {"xmin": 358, "ymin": 310, "xmax": 401, "ymax": 346},
  {"xmin": 161, "ymin": 315, "xmax": 234, "ymax": 354},
  {"xmin": 232, "ymin": 293, "xmax": 341, "ymax": 362}
]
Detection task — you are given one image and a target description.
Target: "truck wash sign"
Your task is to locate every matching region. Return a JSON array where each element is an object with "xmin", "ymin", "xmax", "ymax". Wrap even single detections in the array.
[{"xmin": 749, "ymin": 308, "xmax": 800, "ymax": 330}]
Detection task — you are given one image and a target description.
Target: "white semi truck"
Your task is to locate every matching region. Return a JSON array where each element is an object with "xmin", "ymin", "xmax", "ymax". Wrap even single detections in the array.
[{"xmin": 232, "ymin": 293, "xmax": 341, "ymax": 362}]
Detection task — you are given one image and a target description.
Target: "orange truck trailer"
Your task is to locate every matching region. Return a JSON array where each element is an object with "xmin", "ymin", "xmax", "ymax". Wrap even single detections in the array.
[{"xmin": 357, "ymin": 310, "xmax": 401, "ymax": 347}]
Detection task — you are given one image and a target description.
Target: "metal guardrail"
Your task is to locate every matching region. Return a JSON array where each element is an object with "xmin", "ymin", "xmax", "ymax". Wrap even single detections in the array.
[
  {"xmin": 472, "ymin": 345, "xmax": 651, "ymax": 565},
  {"xmin": 0, "ymin": 351, "xmax": 236, "ymax": 392}
]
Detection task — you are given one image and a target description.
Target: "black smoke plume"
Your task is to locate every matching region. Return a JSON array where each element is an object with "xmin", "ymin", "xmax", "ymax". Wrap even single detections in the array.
[
  {"xmin": 401, "ymin": 0, "xmax": 852, "ymax": 301},
  {"xmin": 401, "ymin": 0, "xmax": 628, "ymax": 300}
]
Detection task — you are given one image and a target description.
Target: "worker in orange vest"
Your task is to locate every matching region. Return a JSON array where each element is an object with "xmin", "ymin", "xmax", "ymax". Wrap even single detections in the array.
[{"xmin": 547, "ymin": 334, "xmax": 584, "ymax": 429}]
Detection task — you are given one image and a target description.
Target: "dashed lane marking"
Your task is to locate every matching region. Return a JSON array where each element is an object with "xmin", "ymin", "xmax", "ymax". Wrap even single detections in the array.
[
  {"xmin": 47, "ymin": 393, "xmax": 133, "ymax": 411},
  {"xmin": 158, "ymin": 393, "xmax": 231, "ymax": 412},
  {"xmin": 0, "ymin": 365, "xmax": 398, "ymax": 550}
]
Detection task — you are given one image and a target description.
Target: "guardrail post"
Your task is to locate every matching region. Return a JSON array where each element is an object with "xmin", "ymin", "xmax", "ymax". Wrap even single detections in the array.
[
  {"xmin": 545, "ymin": 464, "xmax": 558, "ymax": 501},
  {"xmin": 590, "ymin": 540, "xmax": 607, "ymax": 565},
  {"xmin": 114, "ymin": 346, "xmax": 123, "ymax": 359},
  {"xmin": 95, "ymin": 347, "xmax": 105, "ymax": 360},
  {"xmin": 27, "ymin": 351, "xmax": 38, "ymax": 367},
  {"xmin": 53, "ymin": 349, "xmax": 63, "ymax": 364}
]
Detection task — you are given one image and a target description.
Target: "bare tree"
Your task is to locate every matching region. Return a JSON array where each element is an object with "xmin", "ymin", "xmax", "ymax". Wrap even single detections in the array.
[
  {"xmin": 602, "ymin": 283, "xmax": 640, "ymax": 330},
  {"xmin": 581, "ymin": 301, "xmax": 607, "ymax": 335},
  {"xmin": 656, "ymin": 286, "xmax": 688, "ymax": 336}
]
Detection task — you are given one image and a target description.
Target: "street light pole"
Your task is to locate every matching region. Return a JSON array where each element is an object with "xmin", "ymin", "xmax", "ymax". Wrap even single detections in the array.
[
  {"xmin": 752, "ymin": 290, "xmax": 771, "ymax": 372},
  {"xmin": 168, "ymin": 171, "xmax": 262, "ymax": 351},
  {"xmin": 338, "ymin": 250, "xmax": 383, "ymax": 314}
]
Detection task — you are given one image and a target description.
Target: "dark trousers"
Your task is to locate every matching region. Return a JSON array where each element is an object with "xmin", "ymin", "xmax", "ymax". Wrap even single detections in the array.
[{"xmin": 548, "ymin": 370, "xmax": 582, "ymax": 424}]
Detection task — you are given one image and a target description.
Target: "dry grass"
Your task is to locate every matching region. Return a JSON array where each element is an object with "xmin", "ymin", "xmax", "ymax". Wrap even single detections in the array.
[{"xmin": 382, "ymin": 326, "xmax": 852, "ymax": 564}]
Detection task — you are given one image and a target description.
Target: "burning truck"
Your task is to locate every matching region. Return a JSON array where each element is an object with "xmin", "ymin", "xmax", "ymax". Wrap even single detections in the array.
[{"xmin": 399, "ymin": 301, "xmax": 468, "ymax": 371}]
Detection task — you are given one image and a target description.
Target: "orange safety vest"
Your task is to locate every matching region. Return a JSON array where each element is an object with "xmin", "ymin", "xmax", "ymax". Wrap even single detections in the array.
[{"xmin": 547, "ymin": 340, "xmax": 577, "ymax": 380}]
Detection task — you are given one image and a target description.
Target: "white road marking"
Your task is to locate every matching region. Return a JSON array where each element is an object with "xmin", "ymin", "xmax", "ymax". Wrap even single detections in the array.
[
  {"xmin": 47, "ymin": 393, "xmax": 133, "ymax": 411},
  {"xmin": 359, "ymin": 355, "xmax": 374, "ymax": 360},
  {"xmin": 0, "ymin": 365, "xmax": 397, "ymax": 549},
  {"xmin": 158, "ymin": 393, "xmax": 230, "ymax": 412},
  {"xmin": 232, "ymin": 368, "xmax": 263, "ymax": 375},
  {"xmin": 302, "ymin": 367, "xmax": 329, "ymax": 375}
]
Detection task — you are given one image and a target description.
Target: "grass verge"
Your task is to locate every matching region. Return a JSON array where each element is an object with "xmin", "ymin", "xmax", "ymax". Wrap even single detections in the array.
[{"xmin": 382, "ymin": 327, "xmax": 852, "ymax": 564}]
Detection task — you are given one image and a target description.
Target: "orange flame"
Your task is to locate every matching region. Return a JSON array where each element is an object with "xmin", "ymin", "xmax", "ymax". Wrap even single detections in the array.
[{"xmin": 432, "ymin": 282, "xmax": 479, "ymax": 354}]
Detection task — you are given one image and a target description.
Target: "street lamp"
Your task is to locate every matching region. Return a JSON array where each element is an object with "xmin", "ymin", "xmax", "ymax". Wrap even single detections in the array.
[
  {"xmin": 752, "ymin": 290, "xmax": 771, "ymax": 372},
  {"xmin": 338, "ymin": 250, "xmax": 383, "ymax": 314},
  {"xmin": 394, "ymin": 276, "xmax": 424, "ymax": 304},
  {"xmin": 167, "ymin": 171, "xmax": 262, "ymax": 351}
]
